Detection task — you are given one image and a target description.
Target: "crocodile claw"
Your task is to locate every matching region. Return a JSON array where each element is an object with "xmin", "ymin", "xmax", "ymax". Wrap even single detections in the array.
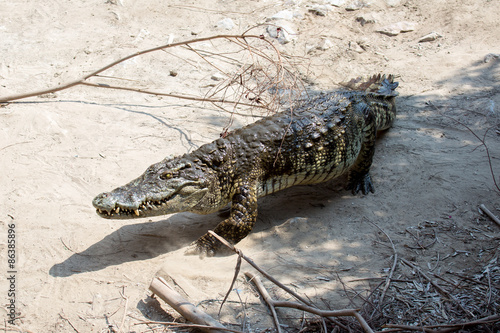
[
  {"xmin": 184, "ymin": 239, "xmax": 216, "ymax": 258},
  {"xmin": 347, "ymin": 173, "xmax": 375, "ymax": 195}
]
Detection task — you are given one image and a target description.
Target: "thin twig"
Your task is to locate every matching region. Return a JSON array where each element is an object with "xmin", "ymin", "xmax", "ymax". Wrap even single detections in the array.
[
  {"xmin": 367, "ymin": 220, "xmax": 398, "ymax": 309},
  {"xmin": 383, "ymin": 313, "xmax": 500, "ymax": 331},
  {"xmin": 429, "ymin": 101, "xmax": 500, "ymax": 193},
  {"xmin": 149, "ymin": 277, "xmax": 227, "ymax": 333},
  {"xmin": 219, "ymin": 255, "xmax": 242, "ymax": 316},
  {"xmin": 209, "ymin": 231, "xmax": 374, "ymax": 333},
  {"xmin": 401, "ymin": 258, "xmax": 473, "ymax": 317},
  {"xmin": 244, "ymin": 272, "xmax": 282, "ymax": 333},
  {"xmin": 118, "ymin": 288, "xmax": 129, "ymax": 333},
  {"xmin": 246, "ymin": 272, "xmax": 374, "ymax": 333},
  {"xmin": 79, "ymin": 81, "xmax": 265, "ymax": 109},
  {"xmin": 59, "ymin": 313, "xmax": 80, "ymax": 333},
  {"xmin": 208, "ymin": 230, "xmax": 312, "ymax": 306},
  {"xmin": 479, "ymin": 204, "xmax": 500, "ymax": 227},
  {"xmin": 133, "ymin": 320, "xmax": 244, "ymax": 333},
  {"xmin": 0, "ymin": 34, "xmax": 271, "ymax": 104}
]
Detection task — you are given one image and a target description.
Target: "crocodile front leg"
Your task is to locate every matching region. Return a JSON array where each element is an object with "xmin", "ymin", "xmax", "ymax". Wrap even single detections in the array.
[
  {"xmin": 347, "ymin": 112, "xmax": 377, "ymax": 195},
  {"xmin": 186, "ymin": 183, "xmax": 258, "ymax": 257}
]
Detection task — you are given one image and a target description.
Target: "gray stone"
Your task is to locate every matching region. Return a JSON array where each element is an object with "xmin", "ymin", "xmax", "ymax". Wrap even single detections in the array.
[
  {"xmin": 269, "ymin": 10, "xmax": 295, "ymax": 21},
  {"xmin": 418, "ymin": 31, "xmax": 442, "ymax": 42},
  {"xmin": 317, "ymin": 38, "xmax": 334, "ymax": 50},
  {"xmin": 377, "ymin": 21, "xmax": 417, "ymax": 36},
  {"xmin": 483, "ymin": 53, "xmax": 500, "ymax": 63},
  {"xmin": 309, "ymin": 5, "xmax": 329, "ymax": 16},
  {"xmin": 356, "ymin": 12, "xmax": 379, "ymax": 25},
  {"xmin": 384, "ymin": 0, "xmax": 401, "ymax": 7},
  {"xmin": 211, "ymin": 73, "xmax": 226, "ymax": 81},
  {"xmin": 267, "ymin": 21, "xmax": 297, "ymax": 44},
  {"xmin": 217, "ymin": 18, "xmax": 235, "ymax": 30},
  {"xmin": 325, "ymin": 0, "xmax": 346, "ymax": 7}
]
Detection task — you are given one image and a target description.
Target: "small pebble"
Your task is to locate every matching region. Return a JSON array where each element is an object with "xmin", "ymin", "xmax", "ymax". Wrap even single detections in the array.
[
  {"xmin": 169, "ymin": 70, "xmax": 178, "ymax": 77},
  {"xmin": 267, "ymin": 21, "xmax": 297, "ymax": 44},
  {"xmin": 317, "ymin": 38, "xmax": 334, "ymax": 51},
  {"xmin": 418, "ymin": 31, "xmax": 442, "ymax": 42},
  {"xmin": 308, "ymin": 5, "xmax": 329, "ymax": 16},
  {"xmin": 216, "ymin": 18, "xmax": 235, "ymax": 30},
  {"xmin": 345, "ymin": 1, "xmax": 365, "ymax": 11},
  {"xmin": 326, "ymin": 0, "xmax": 346, "ymax": 7},
  {"xmin": 356, "ymin": 12, "xmax": 378, "ymax": 26},
  {"xmin": 269, "ymin": 9, "xmax": 294, "ymax": 21},
  {"xmin": 484, "ymin": 53, "xmax": 500, "ymax": 63},
  {"xmin": 211, "ymin": 73, "xmax": 225, "ymax": 81},
  {"xmin": 384, "ymin": 0, "xmax": 401, "ymax": 6},
  {"xmin": 377, "ymin": 21, "xmax": 417, "ymax": 36}
]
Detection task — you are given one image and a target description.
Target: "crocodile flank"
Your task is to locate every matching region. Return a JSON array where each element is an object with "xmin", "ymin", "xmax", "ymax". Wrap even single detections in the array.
[{"xmin": 93, "ymin": 74, "xmax": 398, "ymax": 256}]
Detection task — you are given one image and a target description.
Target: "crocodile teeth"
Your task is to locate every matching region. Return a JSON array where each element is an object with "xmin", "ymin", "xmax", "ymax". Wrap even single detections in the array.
[
  {"xmin": 115, "ymin": 207, "xmax": 120, "ymax": 213},
  {"xmin": 98, "ymin": 209, "xmax": 102, "ymax": 214},
  {"xmin": 134, "ymin": 209, "xmax": 140, "ymax": 216}
]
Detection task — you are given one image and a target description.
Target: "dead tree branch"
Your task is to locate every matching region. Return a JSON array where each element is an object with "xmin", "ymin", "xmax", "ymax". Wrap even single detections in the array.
[
  {"xmin": 209, "ymin": 231, "xmax": 375, "ymax": 333},
  {"xmin": 149, "ymin": 277, "xmax": 227, "ymax": 333},
  {"xmin": 479, "ymin": 204, "xmax": 500, "ymax": 227},
  {"xmin": 0, "ymin": 34, "xmax": 301, "ymax": 118}
]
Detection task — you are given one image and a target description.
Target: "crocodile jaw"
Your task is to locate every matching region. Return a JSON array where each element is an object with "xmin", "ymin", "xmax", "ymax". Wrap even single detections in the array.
[
  {"xmin": 93, "ymin": 183, "xmax": 209, "ymax": 219},
  {"xmin": 92, "ymin": 156, "xmax": 213, "ymax": 219}
]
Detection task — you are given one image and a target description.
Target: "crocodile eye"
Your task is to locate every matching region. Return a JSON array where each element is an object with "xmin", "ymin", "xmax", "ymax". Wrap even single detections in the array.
[{"xmin": 160, "ymin": 172, "xmax": 172, "ymax": 180}]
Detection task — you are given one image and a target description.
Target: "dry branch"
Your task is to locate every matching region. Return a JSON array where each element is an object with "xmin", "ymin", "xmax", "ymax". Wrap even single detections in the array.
[
  {"xmin": 479, "ymin": 204, "xmax": 500, "ymax": 227},
  {"xmin": 243, "ymin": 272, "xmax": 282, "ymax": 333},
  {"xmin": 383, "ymin": 314, "xmax": 500, "ymax": 332},
  {"xmin": 208, "ymin": 230, "xmax": 375, "ymax": 333},
  {"xmin": 245, "ymin": 271, "xmax": 374, "ymax": 333},
  {"xmin": 149, "ymin": 277, "xmax": 227, "ymax": 333},
  {"xmin": 0, "ymin": 33, "xmax": 303, "ymax": 120},
  {"xmin": 366, "ymin": 220, "xmax": 398, "ymax": 309},
  {"xmin": 427, "ymin": 101, "xmax": 500, "ymax": 193},
  {"xmin": 401, "ymin": 258, "xmax": 473, "ymax": 317}
]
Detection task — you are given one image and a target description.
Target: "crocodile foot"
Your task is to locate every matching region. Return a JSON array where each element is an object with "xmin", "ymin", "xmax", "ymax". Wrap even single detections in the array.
[
  {"xmin": 347, "ymin": 173, "xmax": 375, "ymax": 195},
  {"xmin": 184, "ymin": 234, "xmax": 220, "ymax": 258}
]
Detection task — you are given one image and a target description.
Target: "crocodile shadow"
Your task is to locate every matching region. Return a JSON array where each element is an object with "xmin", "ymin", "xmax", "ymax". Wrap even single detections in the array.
[{"xmin": 49, "ymin": 180, "xmax": 344, "ymax": 277}]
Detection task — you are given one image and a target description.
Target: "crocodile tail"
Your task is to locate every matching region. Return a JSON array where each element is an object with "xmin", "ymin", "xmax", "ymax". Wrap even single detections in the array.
[{"xmin": 341, "ymin": 74, "xmax": 399, "ymax": 96}]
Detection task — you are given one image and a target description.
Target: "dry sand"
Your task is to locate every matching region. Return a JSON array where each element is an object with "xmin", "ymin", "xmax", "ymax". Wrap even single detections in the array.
[{"xmin": 1, "ymin": 0, "xmax": 499, "ymax": 331}]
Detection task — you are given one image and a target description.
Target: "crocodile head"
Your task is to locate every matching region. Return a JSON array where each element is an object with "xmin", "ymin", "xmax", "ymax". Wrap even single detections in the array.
[{"xmin": 93, "ymin": 157, "xmax": 219, "ymax": 219}]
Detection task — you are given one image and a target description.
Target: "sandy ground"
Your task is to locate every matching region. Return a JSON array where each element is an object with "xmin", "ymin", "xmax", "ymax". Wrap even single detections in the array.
[{"xmin": 1, "ymin": 0, "xmax": 499, "ymax": 332}]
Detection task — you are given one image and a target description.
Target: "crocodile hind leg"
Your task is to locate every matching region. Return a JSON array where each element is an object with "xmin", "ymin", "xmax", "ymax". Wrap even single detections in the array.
[
  {"xmin": 185, "ymin": 184, "xmax": 258, "ymax": 257},
  {"xmin": 347, "ymin": 113, "xmax": 377, "ymax": 195}
]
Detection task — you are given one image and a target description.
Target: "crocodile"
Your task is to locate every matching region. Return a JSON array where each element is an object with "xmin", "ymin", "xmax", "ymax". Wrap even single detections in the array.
[{"xmin": 93, "ymin": 74, "xmax": 398, "ymax": 256}]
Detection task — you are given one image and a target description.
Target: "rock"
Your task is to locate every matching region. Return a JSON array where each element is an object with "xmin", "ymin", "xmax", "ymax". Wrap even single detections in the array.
[
  {"xmin": 216, "ymin": 18, "xmax": 235, "ymax": 30},
  {"xmin": 483, "ymin": 53, "xmax": 500, "ymax": 63},
  {"xmin": 211, "ymin": 73, "xmax": 225, "ymax": 81},
  {"xmin": 377, "ymin": 21, "xmax": 417, "ymax": 36},
  {"xmin": 345, "ymin": 1, "xmax": 367, "ymax": 11},
  {"xmin": 269, "ymin": 9, "xmax": 295, "ymax": 21},
  {"xmin": 308, "ymin": 5, "xmax": 329, "ymax": 16},
  {"xmin": 325, "ymin": 0, "xmax": 346, "ymax": 7},
  {"xmin": 384, "ymin": 0, "xmax": 401, "ymax": 6},
  {"xmin": 308, "ymin": 38, "xmax": 335, "ymax": 53},
  {"xmin": 317, "ymin": 38, "xmax": 334, "ymax": 51},
  {"xmin": 169, "ymin": 70, "xmax": 178, "ymax": 77},
  {"xmin": 357, "ymin": 39, "xmax": 370, "ymax": 51},
  {"xmin": 267, "ymin": 21, "xmax": 297, "ymax": 44},
  {"xmin": 418, "ymin": 31, "xmax": 442, "ymax": 42},
  {"xmin": 356, "ymin": 12, "xmax": 379, "ymax": 26},
  {"xmin": 349, "ymin": 40, "xmax": 365, "ymax": 53}
]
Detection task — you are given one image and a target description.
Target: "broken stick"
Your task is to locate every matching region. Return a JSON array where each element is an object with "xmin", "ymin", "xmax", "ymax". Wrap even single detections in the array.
[
  {"xmin": 149, "ymin": 277, "xmax": 227, "ymax": 333},
  {"xmin": 479, "ymin": 204, "xmax": 500, "ymax": 227}
]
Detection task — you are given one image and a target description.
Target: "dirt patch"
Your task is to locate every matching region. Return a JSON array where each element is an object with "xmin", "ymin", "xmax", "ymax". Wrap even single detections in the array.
[{"xmin": 1, "ymin": 0, "xmax": 499, "ymax": 332}]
